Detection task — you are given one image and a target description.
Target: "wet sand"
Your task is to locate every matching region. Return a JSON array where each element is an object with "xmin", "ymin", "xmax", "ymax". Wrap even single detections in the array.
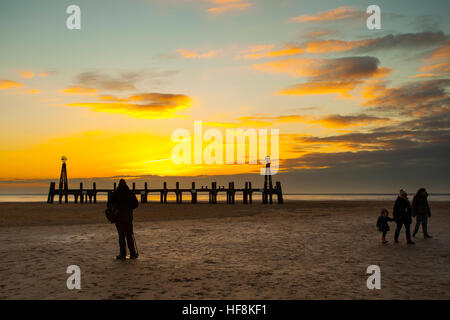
[{"xmin": 0, "ymin": 201, "xmax": 449, "ymax": 299}]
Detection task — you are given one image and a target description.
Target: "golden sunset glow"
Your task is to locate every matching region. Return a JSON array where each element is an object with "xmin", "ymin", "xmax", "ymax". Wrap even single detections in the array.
[{"xmin": 1, "ymin": 1, "xmax": 449, "ymax": 193}]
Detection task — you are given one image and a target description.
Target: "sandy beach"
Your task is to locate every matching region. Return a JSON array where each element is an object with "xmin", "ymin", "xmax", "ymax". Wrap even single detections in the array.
[{"xmin": 0, "ymin": 201, "xmax": 449, "ymax": 300}]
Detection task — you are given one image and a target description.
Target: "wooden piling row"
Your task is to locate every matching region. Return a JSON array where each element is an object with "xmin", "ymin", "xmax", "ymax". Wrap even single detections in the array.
[{"xmin": 47, "ymin": 180, "xmax": 283, "ymax": 204}]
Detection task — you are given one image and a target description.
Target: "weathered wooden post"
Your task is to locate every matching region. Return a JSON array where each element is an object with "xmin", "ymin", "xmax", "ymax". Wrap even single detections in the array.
[
  {"xmin": 262, "ymin": 180, "xmax": 268, "ymax": 204},
  {"xmin": 225, "ymin": 183, "xmax": 229, "ymax": 203},
  {"xmin": 269, "ymin": 184, "xmax": 273, "ymax": 204},
  {"xmin": 57, "ymin": 187, "xmax": 62, "ymax": 204},
  {"xmin": 80, "ymin": 182, "xmax": 84, "ymax": 204},
  {"xmin": 64, "ymin": 187, "xmax": 69, "ymax": 204},
  {"xmin": 212, "ymin": 182, "xmax": 217, "ymax": 203},
  {"xmin": 176, "ymin": 182, "xmax": 182, "ymax": 203},
  {"xmin": 58, "ymin": 188, "xmax": 63, "ymax": 204},
  {"xmin": 208, "ymin": 183, "xmax": 212, "ymax": 203},
  {"xmin": 93, "ymin": 182, "xmax": 97, "ymax": 203},
  {"xmin": 231, "ymin": 182, "xmax": 235, "ymax": 204},
  {"xmin": 141, "ymin": 182, "xmax": 148, "ymax": 203},
  {"xmin": 227, "ymin": 182, "xmax": 232, "ymax": 204},
  {"xmin": 243, "ymin": 182, "xmax": 248, "ymax": 204},
  {"xmin": 162, "ymin": 182, "xmax": 168, "ymax": 203},
  {"xmin": 249, "ymin": 182, "xmax": 253, "ymax": 204},
  {"xmin": 215, "ymin": 182, "xmax": 218, "ymax": 203},
  {"xmin": 191, "ymin": 182, "xmax": 196, "ymax": 204},
  {"xmin": 263, "ymin": 156, "xmax": 273, "ymax": 204},
  {"xmin": 47, "ymin": 182, "xmax": 55, "ymax": 203},
  {"xmin": 276, "ymin": 181, "xmax": 284, "ymax": 204}
]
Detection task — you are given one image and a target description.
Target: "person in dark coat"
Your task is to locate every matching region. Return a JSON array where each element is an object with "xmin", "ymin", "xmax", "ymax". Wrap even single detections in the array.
[
  {"xmin": 393, "ymin": 189, "xmax": 415, "ymax": 244},
  {"xmin": 376, "ymin": 208, "xmax": 394, "ymax": 244},
  {"xmin": 107, "ymin": 179, "xmax": 139, "ymax": 259},
  {"xmin": 412, "ymin": 188, "xmax": 432, "ymax": 238}
]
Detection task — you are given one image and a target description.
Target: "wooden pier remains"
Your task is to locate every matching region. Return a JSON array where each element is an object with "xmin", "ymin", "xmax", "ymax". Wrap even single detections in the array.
[
  {"xmin": 47, "ymin": 180, "xmax": 283, "ymax": 204},
  {"xmin": 47, "ymin": 155, "xmax": 283, "ymax": 204}
]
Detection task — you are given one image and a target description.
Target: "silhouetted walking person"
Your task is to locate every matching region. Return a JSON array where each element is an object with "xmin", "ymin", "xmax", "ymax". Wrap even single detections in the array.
[
  {"xmin": 107, "ymin": 179, "xmax": 139, "ymax": 259},
  {"xmin": 393, "ymin": 189, "xmax": 415, "ymax": 244},
  {"xmin": 412, "ymin": 188, "xmax": 432, "ymax": 238}
]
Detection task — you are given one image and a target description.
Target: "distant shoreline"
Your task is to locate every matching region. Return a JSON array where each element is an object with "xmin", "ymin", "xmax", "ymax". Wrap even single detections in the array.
[
  {"xmin": 2, "ymin": 192, "xmax": 450, "ymax": 204},
  {"xmin": 1, "ymin": 192, "xmax": 450, "ymax": 196}
]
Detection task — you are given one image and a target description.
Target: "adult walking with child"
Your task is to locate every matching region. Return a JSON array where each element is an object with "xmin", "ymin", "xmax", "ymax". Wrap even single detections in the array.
[
  {"xmin": 393, "ymin": 189, "xmax": 415, "ymax": 245},
  {"xmin": 412, "ymin": 188, "xmax": 432, "ymax": 239}
]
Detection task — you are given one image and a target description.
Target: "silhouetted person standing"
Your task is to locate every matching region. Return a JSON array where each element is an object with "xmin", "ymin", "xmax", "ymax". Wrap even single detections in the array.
[
  {"xmin": 393, "ymin": 189, "xmax": 415, "ymax": 244},
  {"xmin": 107, "ymin": 179, "xmax": 139, "ymax": 259},
  {"xmin": 412, "ymin": 188, "xmax": 432, "ymax": 238}
]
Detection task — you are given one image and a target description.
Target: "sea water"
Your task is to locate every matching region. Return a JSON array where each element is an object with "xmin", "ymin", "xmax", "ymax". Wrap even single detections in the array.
[{"xmin": 1, "ymin": 193, "xmax": 450, "ymax": 203}]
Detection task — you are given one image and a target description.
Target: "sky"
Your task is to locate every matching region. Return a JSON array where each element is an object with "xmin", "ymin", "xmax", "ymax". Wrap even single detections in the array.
[{"xmin": 0, "ymin": 0, "xmax": 449, "ymax": 193}]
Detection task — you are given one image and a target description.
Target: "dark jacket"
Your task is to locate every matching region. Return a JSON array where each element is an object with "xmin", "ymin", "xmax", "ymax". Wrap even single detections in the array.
[
  {"xmin": 412, "ymin": 195, "xmax": 431, "ymax": 217},
  {"xmin": 107, "ymin": 190, "xmax": 139, "ymax": 223},
  {"xmin": 376, "ymin": 215, "xmax": 394, "ymax": 232},
  {"xmin": 393, "ymin": 196, "xmax": 412, "ymax": 224}
]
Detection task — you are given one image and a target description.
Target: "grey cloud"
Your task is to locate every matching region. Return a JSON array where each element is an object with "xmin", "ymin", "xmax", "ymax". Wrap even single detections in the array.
[
  {"xmin": 355, "ymin": 32, "xmax": 448, "ymax": 53},
  {"xmin": 75, "ymin": 70, "xmax": 179, "ymax": 91},
  {"xmin": 364, "ymin": 78, "xmax": 450, "ymax": 116}
]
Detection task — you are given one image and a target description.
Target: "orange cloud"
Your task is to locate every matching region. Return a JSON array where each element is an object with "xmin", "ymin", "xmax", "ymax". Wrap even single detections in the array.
[
  {"xmin": 309, "ymin": 114, "xmax": 389, "ymax": 129},
  {"xmin": 360, "ymin": 80, "xmax": 387, "ymax": 99},
  {"xmin": 361, "ymin": 78, "xmax": 450, "ymax": 117},
  {"xmin": 60, "ymin": 87, "xmax": 99, "ymax": 95},
  {"xmin": 24, "ymin": 89, "xmax": 41, "ymax": 94},
  {"xmin": 254, "ymin": 57, "xmax": 389, "ymax": 80},
  {"xmin": 0, "ymin": 80, "xmax": 23, "ymax": 90},
  {"xmin": 68, "ymin": 92, "xmax": 192, "ymax": 119},
  {"xmin": 415, "ymin": 41, "xmax": 450, "ymax": 78},
  {"xmin": 20, "ymin": 70, "xmax": 35, "ymax": 79},
  {"xmin": 244, "ymin": 44, "xmax": 275, "ymax": 52},
  {"xmin": 178, "ymin": 48, "xmax": 218, "ymax": 59},
  {"xmin": 290, "ymin": 6, "xmax": 361, "ymax": 23},
  {"xmin": 303, "ymin": 32, "xmax": 446, "ymax": 54},
  {"xmin": 206, "ymin": 113, "xmax": 388, "ymax": 129},
  {"xmin": 203, "ymin": 121, "xmax": 244, "ymax": 128},
  {"xmin": 243, "ymin": 45, "xmax": 303, "ymax": 59},
  {"xmin": 420, "ymin": 62, "xmax": 450, "ymax": 73},
  {"xmin": 254, "ymin": 58, "xmax": 323, "ymax": 77},
  {"xmin": 254, "ymin": 56, "xmax": 391, "ymax": 98},
  {"xmin": 411, "ymin": 73, "xmax": 441, "ymax": 79},
  {"xmin": 279, "ymin": 80, "xmax": 362, "ymax": 98},
  {"xmin": 430, "ymin": 40, "xmax": 450, "ymax": 60},
  {"xmin": 304, "ymin": 39, "xmax": 369, "ymax": 53},
  {"xmin": 207, "ymin": 0, "xmax": 252, "ymax": 14},
  {"xmin": 98, "ymin": 95, "xmax": 127, "ymax": 102}
]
